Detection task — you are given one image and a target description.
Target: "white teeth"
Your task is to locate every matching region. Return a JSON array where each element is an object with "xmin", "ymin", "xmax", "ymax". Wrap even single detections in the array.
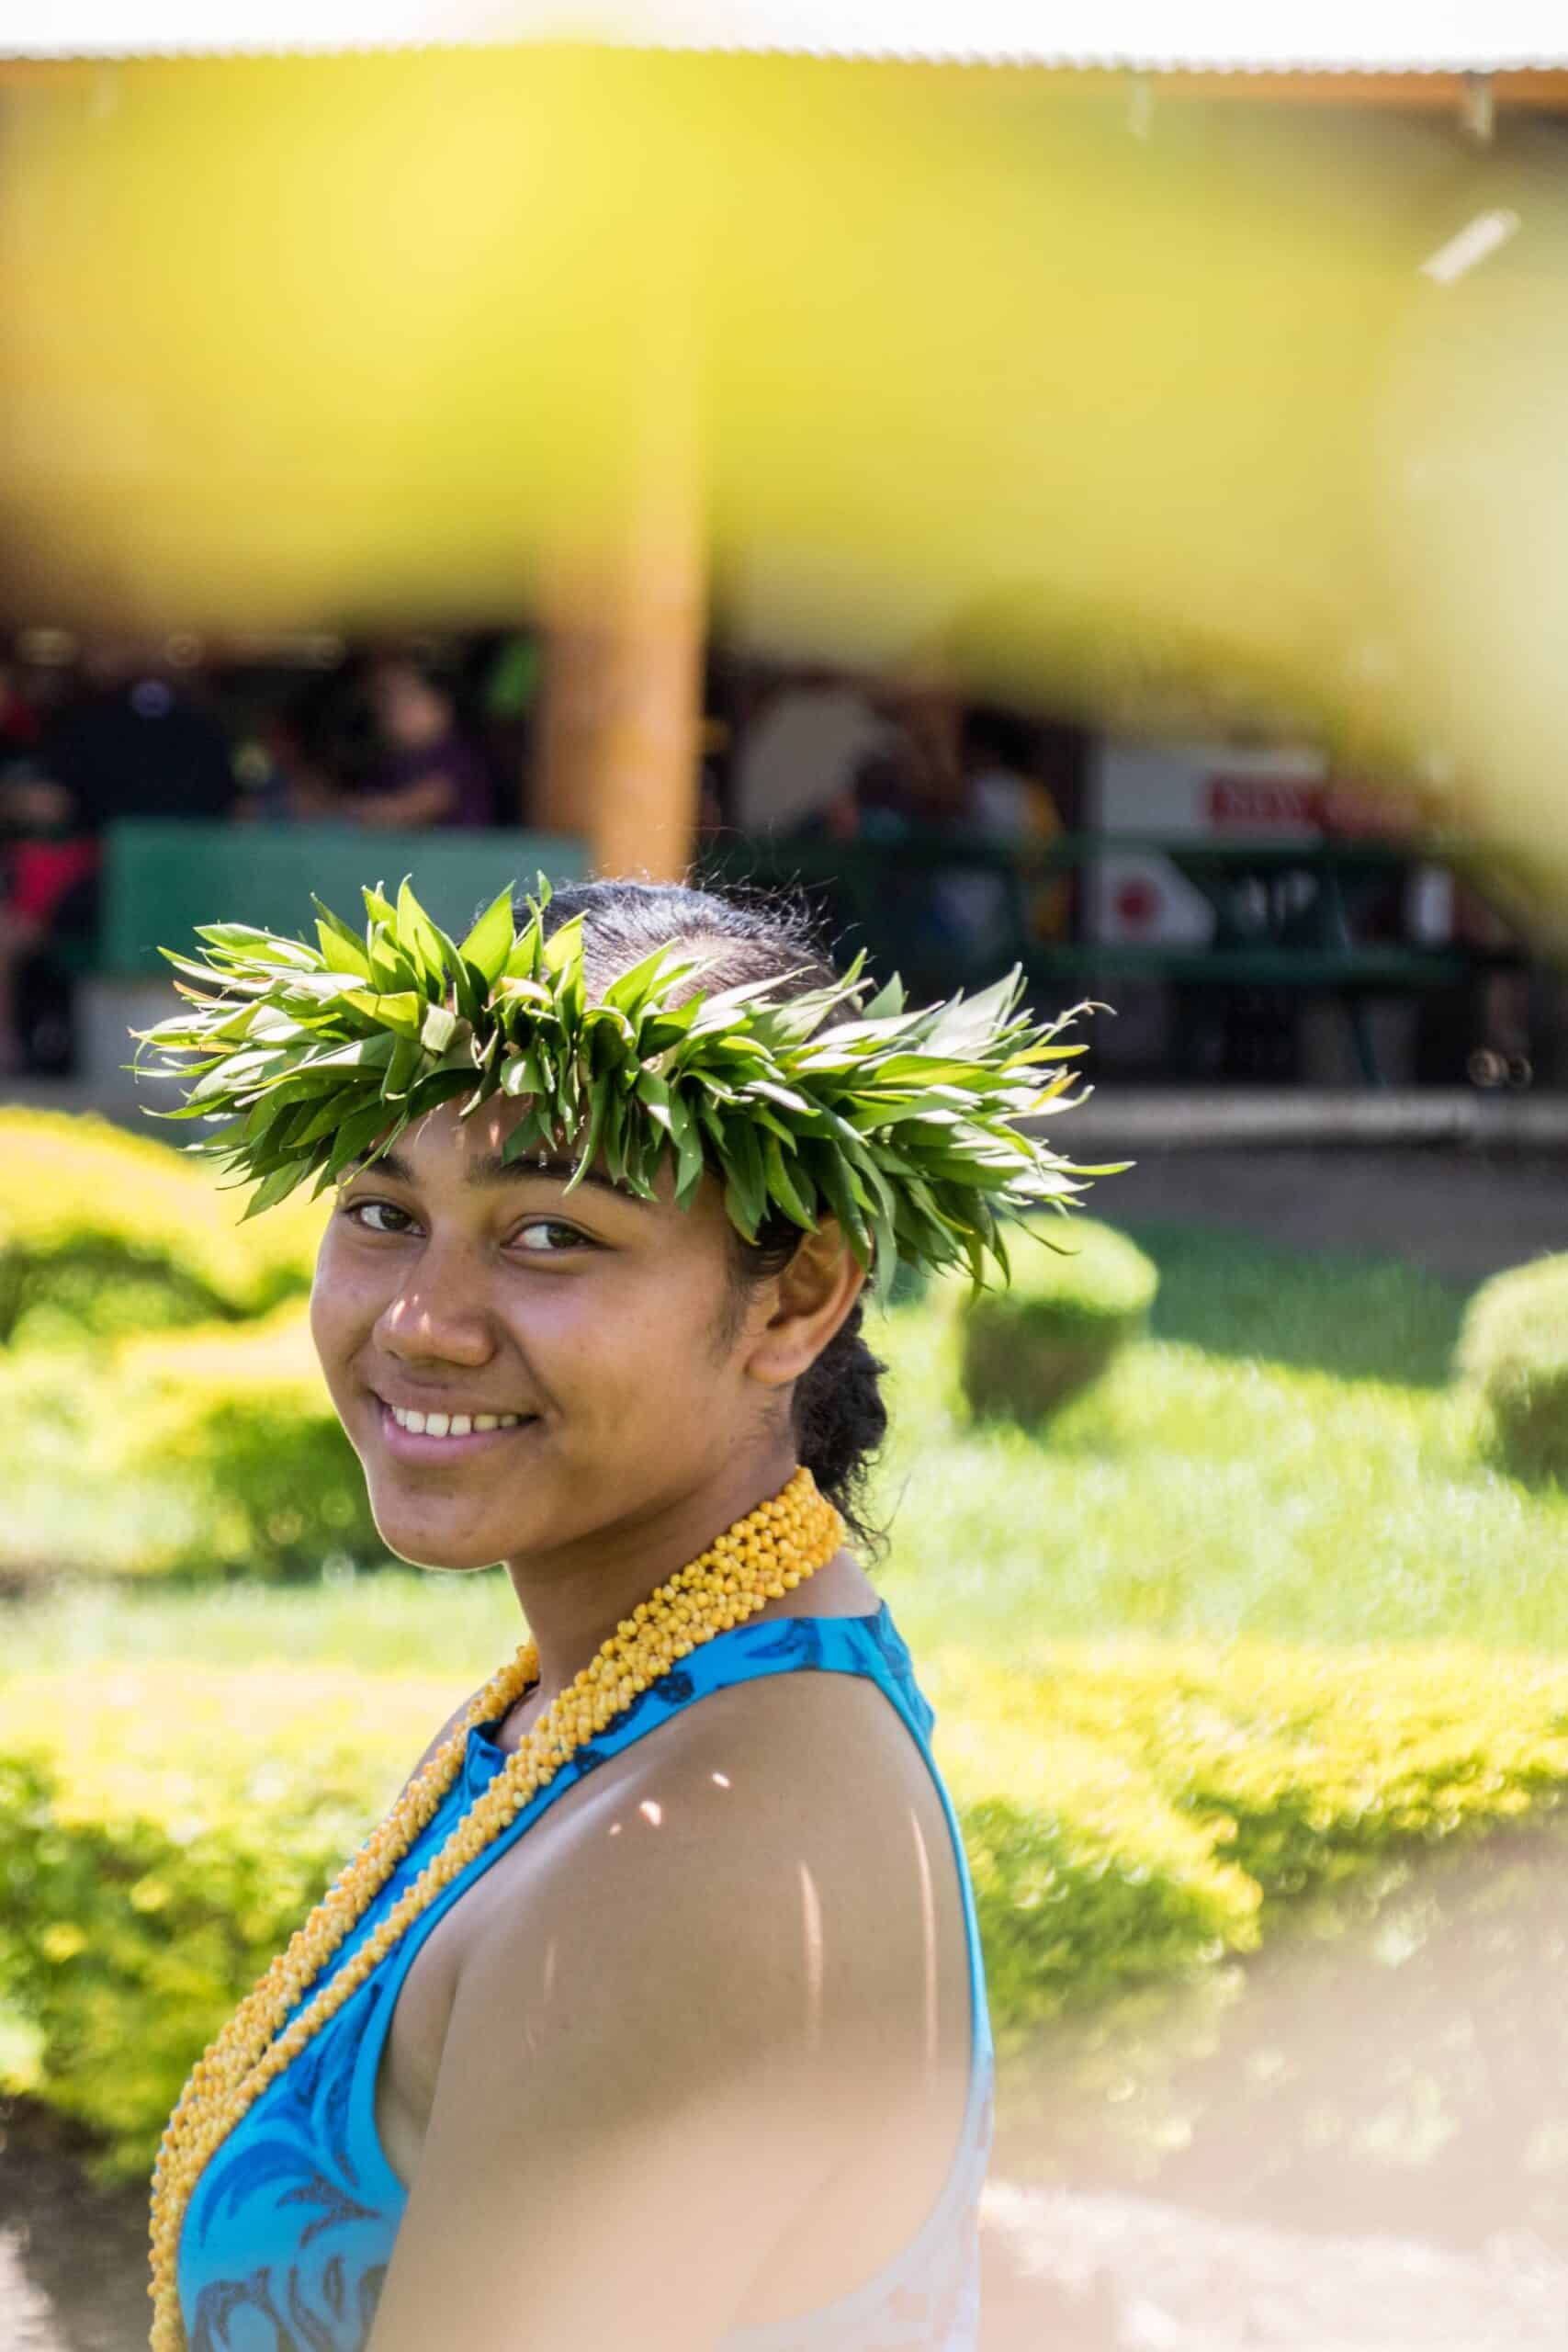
[{"xmin": 389, "ymin": 1404, "xmax": 527, "ymax": 1436}]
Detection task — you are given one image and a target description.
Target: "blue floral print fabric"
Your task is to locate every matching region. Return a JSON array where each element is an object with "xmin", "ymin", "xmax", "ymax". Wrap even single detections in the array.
[{"xmin": 177, "ymin": 1604, "xmax": 995, "ymax": 2351}]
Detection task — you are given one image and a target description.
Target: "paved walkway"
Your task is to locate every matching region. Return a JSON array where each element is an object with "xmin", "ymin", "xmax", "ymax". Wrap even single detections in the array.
[
  {"xmin": 981, "ymin": 2183, "xmax": 1568, "ymax": 2351},
  {"xmin": 1102, "ymin": 1142, "xmax": 1565, "ymax": 1286}
]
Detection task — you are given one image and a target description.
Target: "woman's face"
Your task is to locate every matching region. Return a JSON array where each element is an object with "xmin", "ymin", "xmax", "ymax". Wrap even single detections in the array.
[{"xmin": 310, "ymin": 1091, "xmax": 788, "ymax": 1574}]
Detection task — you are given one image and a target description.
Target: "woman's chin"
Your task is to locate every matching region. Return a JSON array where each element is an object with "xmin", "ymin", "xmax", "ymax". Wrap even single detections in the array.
[{"xmin": 368, "ymin": 1510, "xmax": 510, "ymax": 1576}]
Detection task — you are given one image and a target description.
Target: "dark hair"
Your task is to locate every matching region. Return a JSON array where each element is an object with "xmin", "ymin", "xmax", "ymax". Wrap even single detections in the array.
[{"xmin": 530, "ymin": 876, "xmax": 888, "ymax": 1545}]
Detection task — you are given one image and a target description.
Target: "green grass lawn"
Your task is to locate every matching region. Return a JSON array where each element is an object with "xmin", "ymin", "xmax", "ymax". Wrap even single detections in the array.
[{"xmin": 879, "ymin": 1226, "xmax": 1568, "ymax": 1658}]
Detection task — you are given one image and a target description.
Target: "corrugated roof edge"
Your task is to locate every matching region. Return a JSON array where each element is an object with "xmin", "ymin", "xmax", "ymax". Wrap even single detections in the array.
[{"xmin": 5, "ymin": 40, "xmax": 1568, "ymax": 69}]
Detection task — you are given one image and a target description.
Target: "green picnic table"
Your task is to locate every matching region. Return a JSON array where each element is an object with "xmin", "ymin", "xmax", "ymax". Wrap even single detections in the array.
[{"xmin": 701, "ymin": 831, "xmax": 1520, "ymax": 1086}]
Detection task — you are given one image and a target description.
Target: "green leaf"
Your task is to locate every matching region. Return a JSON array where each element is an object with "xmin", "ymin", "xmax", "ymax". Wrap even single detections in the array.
[
  {"xmin": 763, "ymin": 1135, "xmax": 817, "ymax": 1230},
  {"xmin": 342, "ymin": 989, "xmax": 425, "ymax": 1040},
  {"xmin": 321, "ymin": 1099, "xmax": 402, "ymax": 1183},
  {"xmin": 695, "ymin": 1095, "xmax": 728, "ymax": 1155},
  {"xmin": 725, "ymin": 1121, "xmax": 767, "ymax": 1237},
  {"xmin": 457, "ymin": 887, "xmax": 518, "ymax": 987},
  {"xmin": 420, "ymin": 1003, "xmax": 458, "ymax": 1056},
  {"xmin": 291, "ymin": 1083, "xmax": 378, "ymax": 1149},
  {"xmin": 541, "ymin": 914, "xmax": 583, "ymax": 978},
  {"xmin": 192, "ymin": 921, "xmax": 315, "ymax": 964},
  {"xmin": 603, "ymin": 944, "xmax": 688, "ymax": 1017},
  {"xmin": 601, "ymin": 1089, "xmax": 627, "ymax": 1184},
  {"xmin": 564, "ymin": 1077, "xmax": 610, "ymax": 1193},
  {"xmin": 666, "ymin": 1091, "xmax": 706, "ymax": 1207},
  {"xmin": 312, "ymin": 900, "xmax": 372, "ymax": 978},
  {"xmin": 749, "ymin": 1079, "xmax": 815, "ymax": 1117},
  {"xmin": 404, "ymin": 1067, "xmax": 485, "ymax": 1122},
  {"xmin": 238, "ymin": 1158, "xmax": 316, "ymax": 1220},
  {"xmin": 382, "ymin": 1035, "xmax": 425, "ymax": 1100},
  {"xmin": 859, "ymin": 973, "xmax": 907, "ymax": 1021},
  {"xmin": 634, "ymin": 1069, "xmax": 675, "ymax": 1136},
  {"xmin": 923, "ymin": 970, "xmax": 1024, "ymax": 1053},
  {"xmin": 502, "ymin": 918, "xmax": 545, "ymax": 981},
  {"xmin": 809, "ymin": 1146, "xmax": 873, "ymax": 1269},
  {"xmin": 395, "ymin": 878, "xmax": 448, "ymax": 984}
]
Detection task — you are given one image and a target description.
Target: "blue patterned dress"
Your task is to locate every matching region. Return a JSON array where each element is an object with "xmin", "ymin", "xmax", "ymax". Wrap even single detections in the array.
[{"xmin": 176, "ymin": 1604, "xmax": 995, "ymax": 2351}]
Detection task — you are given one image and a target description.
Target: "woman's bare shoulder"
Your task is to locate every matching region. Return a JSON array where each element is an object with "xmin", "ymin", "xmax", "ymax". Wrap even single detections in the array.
[{"xmin": 466, "ymin": 1658, "xmax": 956, "ymax": 2040}]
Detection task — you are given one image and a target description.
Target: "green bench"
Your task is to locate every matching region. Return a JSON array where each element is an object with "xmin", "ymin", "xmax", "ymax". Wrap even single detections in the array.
[{"xmin": 97, "ymin": 819, "xmax": 589, "ymax": 976}]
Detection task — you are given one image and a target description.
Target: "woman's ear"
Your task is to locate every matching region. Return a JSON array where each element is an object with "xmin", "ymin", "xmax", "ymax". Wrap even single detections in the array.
[{"xmin": 742, "ymin": 1220, "xmax": 867, "ymax": 1392}]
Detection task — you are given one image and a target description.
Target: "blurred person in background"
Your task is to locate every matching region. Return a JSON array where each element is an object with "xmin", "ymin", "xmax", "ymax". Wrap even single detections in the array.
[
  {"xmin": 362, "ymin": 652, "xmax": 495, "ymax": 829},
  {"xmin": 0, "ymin": 656, "xmax": 69, "ymax": 1070},
  {"xmin": 944, "ymin": 706, "xmax": 1072, "ymax": 951},
  {"xmin": 0, "ymin": 765, "xmax": 94, "ymax": 1073},
  {"xmin": 0, "ymin": 641, "xmax": 237, "ymax": 1071},
  {"xmin": 285, "ymin": 652, "xmax": 497, "ymax": 831},
  {"xmin": 870, "ymin": 702, "xmax": 1067, "ymax": 983},
  {"xmin": 732, "ymin": 668, "xmax": 900, "ymax": 841},
  {"xmin": 0, "ymin": 655, "xmax": 42, "ymax": 763},
  {"xmin": 37, "ymin": 639, "xmax": 238, "ymax": 832}
]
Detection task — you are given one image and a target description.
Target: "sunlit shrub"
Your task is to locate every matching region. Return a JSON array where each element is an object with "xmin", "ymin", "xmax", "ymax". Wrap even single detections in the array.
[
  {"xmin": 1455, "ymin": 1253, "xmax": 1568, "ymax": 1485},
  {"xmin": 0, "ymin": 1306, "xmax": 382, "ymax": 1580},
  {"xmin": 6, "ymin": 1639, "xmax": 1567, "ymax": 2179},
  {"xmin": 0, "ymin": 1107, "xmax": 324, "ymax": 1348},
  {"xmin": 959, "ymin": 1216, "xmax": 1157, "ymax": 1422},
  {"xmin": 0, "ymin": 1668, "xmax": 442, "ymax": 2180},
  {"xmin": 112, "ymin": 1310, "xmax": 382, "ymax": 1579}
]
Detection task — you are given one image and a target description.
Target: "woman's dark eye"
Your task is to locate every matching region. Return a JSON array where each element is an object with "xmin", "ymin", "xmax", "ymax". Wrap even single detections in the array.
[
  {"xmin": 344, "ymin": 1199, "xmax": 414, "ymax": 1236},
  {"xmin": 513, "ymin": 1220, "xmax": 592, "ymax": 1255}
]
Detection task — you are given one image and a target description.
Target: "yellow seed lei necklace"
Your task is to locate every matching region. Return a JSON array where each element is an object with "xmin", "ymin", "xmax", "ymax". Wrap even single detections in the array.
[{"xmin": 148, "ymin": 1466, "xmax": 843, "ymax": 2351}]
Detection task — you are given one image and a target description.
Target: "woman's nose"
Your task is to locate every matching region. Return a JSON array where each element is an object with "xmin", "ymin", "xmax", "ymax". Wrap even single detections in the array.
[{"xmin": 375, "ymin": 1242, "xmax": 498, "ymax": 1365}]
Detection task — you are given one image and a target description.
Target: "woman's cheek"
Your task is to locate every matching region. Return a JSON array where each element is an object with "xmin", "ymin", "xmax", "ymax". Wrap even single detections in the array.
[{"xmin": 310, "ymin": 1252, "xmax": 377, "ymax": 1404}]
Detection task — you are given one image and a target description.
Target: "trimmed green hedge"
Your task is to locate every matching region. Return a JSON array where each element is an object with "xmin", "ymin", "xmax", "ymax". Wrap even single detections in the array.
[
  {"xmin": 1456, "ymin": 1253, "xmax": 1568, "ymax": 1484},
  {"xmin": 0, "ymin": 1668, "xmax": 444, "ymax": 2172},
  {"xmin": 1, "ymin": 1306, "xmax": 383, "ymax": 1582},
  {"xmin": 0, "ymin": 1108, "xmax": 324, "ymax": 1348},
  {"xmin": 6, "ymin": 1640, "xmax": 1566, "ymax": 2182},
  {"xmin": 960, "ymin": 1217, "xmax": 1158, "ymax": 1422},
  {"xmin": 116, "ymin": 1313, "xmax": 382, "ymax": 1579}
]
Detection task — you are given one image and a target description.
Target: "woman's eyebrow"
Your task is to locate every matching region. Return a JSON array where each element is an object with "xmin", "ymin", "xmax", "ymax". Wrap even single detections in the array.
[
  {"xmin": 471, "ymin": 1149, "xmax": 648, "ymax": 1203},
  {"xmin": 345, "ymin": 1148, "xmax": 645, "ymax": 1203}
]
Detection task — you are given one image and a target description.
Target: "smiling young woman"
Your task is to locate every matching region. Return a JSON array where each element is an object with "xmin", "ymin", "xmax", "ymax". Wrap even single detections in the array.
[{"xmin": 138, "ymin": 876, "xmax": 1110, "ymax": 2352}]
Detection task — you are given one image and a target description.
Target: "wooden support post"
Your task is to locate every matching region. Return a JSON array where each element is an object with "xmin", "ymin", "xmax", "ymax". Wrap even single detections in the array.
[
  {"xmin": 533, "ymin": 513, "xmax": 705, "ymax": 882},
  {"xmin": 527, "ymin": 97, "xmax": 708, "ymax": 882},
  {"xmin": 532, "ymin": 343, "xmax": 706, "ymax": 883}
]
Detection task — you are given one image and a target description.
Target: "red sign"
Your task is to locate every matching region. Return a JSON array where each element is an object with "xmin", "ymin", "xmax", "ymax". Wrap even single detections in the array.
[{"xmin": 1206, "ymin": 776, "xmax": 1325, "ymax": 829}]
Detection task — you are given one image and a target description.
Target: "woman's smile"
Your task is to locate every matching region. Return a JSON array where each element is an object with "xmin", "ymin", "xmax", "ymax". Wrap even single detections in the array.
[{"xmin": 374, "ymin": 1395, "xmax": 543, "ymax": 1464}]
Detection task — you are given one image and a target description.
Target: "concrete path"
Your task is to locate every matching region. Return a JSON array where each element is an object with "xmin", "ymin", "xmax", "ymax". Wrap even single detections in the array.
[
  {"xmin": 981, "ymin": 2181, "xmax": 1568, "ymax": 2351},
  {"xmin": 1101, "ymin": 1142, "xmax": 1565, "ymax": 1286}
]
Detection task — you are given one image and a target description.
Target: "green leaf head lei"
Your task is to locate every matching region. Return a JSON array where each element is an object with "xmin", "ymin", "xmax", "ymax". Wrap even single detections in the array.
[{"xmin": 130, "ymin": 875, "xmax": 1126, "ymax": 1291}]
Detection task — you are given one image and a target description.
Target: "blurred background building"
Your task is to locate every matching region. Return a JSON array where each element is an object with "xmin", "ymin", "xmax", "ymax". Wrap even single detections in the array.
[{"xmin": 2, "ymin": 8, "xmax": 1566, "ymax": 1117}]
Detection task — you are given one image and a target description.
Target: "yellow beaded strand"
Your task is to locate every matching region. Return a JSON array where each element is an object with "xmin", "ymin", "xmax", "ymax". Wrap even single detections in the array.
[{"xmin": 148, "ymin": 1467, "xmax": 843, "ymax": 2352}]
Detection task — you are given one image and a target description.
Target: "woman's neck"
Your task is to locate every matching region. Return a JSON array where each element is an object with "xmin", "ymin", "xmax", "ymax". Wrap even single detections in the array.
[{"xmin": 502, "ymin": 1443, "xmax": 807, "ymax": 1709}]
